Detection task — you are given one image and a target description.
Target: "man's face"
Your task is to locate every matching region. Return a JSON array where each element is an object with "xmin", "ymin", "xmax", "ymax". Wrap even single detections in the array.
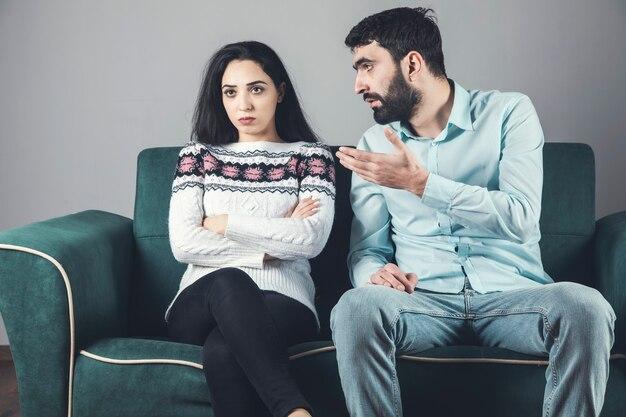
[{"xmin": 352, "ymin": 42, "xmax": 422, "ymax": 125}]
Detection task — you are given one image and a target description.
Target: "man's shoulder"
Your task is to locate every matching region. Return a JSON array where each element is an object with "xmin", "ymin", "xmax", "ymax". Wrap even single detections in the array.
[
  {"xmin": 468, "ymin": 87, "xmax": 533, "ymax": 116},
  {"xmin": 362, "ymin": 123, "xmax": 388, "ymax": 138},
  {"xmin": 357, "ymin": 123, "xmax": 395, "ymax": 150}
]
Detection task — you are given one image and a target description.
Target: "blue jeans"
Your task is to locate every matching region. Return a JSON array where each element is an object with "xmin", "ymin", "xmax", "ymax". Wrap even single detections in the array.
[{"xmin": 330, "ymin": 278, "xmax": 616, "ymax": 417}]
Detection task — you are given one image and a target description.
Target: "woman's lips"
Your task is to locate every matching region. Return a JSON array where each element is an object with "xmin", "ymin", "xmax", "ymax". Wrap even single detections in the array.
[{"xmin": 238, "ymin": 117, "xmax": 256, "ymax": 125}]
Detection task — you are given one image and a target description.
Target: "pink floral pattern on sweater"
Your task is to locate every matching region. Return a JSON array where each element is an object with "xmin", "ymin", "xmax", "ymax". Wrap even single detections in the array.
[
  {"xmin": 203, "ymin": 153, "xmax": 219, "ymax": 172},
  {"xmin": 267, "ymin": 167, "xmax": 287, "ymax": 181},
  {"xmin": 307, "ymin": 157, "xmax": 327, "ymax": 175},
  {"xmin": 173, "ymin": 142, "xmax": 335, "ymax": 198},
  {"xmin": 221, "ymin": 164, "xmax": 240, "ymax": 178},
  {"xmin": 178, "ymin": 156, "xmax": 195, "ymax": 173},
  {"xmin": 244, "ymin": 167, "xmax": 264, "ymax": 180}
]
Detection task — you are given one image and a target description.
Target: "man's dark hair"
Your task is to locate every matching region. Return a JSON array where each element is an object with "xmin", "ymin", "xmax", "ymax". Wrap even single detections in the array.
[{"xmin": 345, "ymin": 7, "xmax": 446, "ymax": 79}]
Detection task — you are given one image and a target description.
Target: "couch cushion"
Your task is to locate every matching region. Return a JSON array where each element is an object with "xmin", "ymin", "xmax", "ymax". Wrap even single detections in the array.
[
  {"xmin": 72, "ymin": 337, "xmax": 348, "ymax": 417},
  {"xmin": 73, "ymin": 337, "xmax": 209, "ymax": 417},
  {"xmin": 287, "ymin": 341, "xmax": 625, "ymax": 417},
  {"xmin": 539, "ymin": 143, "xmax": 595, "ymax": 286},
  {"xmin": 73, "ymin": 337, "xmax": 548, "ymax": 417},
  {"xmin": 73, "ymin": 337, "xmax": 626, "ymax": 417}
]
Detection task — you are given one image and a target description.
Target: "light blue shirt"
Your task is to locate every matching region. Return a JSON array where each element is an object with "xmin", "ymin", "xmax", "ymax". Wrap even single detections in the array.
[{"xmin": 348, "ymin": 79, "xmax": 554, "ymax": 294}]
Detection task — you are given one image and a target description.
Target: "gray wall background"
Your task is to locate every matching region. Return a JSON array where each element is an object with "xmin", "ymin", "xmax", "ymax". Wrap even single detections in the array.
[{"xmin": 1, "ymin": 0, "xmax": 625, "ymax": 345}]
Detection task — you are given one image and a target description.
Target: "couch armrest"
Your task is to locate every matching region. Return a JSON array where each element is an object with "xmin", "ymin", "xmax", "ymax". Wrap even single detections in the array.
[
  {"xmin": 594, "ymin": 210, "xmax": 626, "ymax": 354},
  {"xmin": 0, "ymin": 210, "xmax": 135, "ymax": 417}
]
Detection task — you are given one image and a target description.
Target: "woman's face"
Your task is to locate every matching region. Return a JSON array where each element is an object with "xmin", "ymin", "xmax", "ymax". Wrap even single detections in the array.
[{"xmin": 221, "ymin": 59, "xmax": 285, "ymax": 141}]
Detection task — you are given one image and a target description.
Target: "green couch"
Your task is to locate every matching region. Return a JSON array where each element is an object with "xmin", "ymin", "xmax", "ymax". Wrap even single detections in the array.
[{"xmin": 0, "ymin": 143, "xmax": 624, "ymax": 417}]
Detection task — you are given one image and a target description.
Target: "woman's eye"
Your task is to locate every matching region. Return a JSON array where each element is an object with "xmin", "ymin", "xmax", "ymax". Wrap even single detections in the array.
[
  {"xmin": 251, "ymin": 86, "xmax": 264, "ymax": 94},
  {"xmin": 223, "ymin": 90, "xmax": 235, "ymax": 97}
]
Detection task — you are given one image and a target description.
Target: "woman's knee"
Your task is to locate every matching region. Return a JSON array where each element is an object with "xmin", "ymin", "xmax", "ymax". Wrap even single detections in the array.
[
  {"xmin": 209, "ymin": 267, "xmax": 257, "ymax": 295},
  {"xmin": 202, "ymin": 332, "xmax": 236, "ymax": 374},
  {"xmin": 167, "ymin": 315, "xmax": 207, "ymax": 346}
]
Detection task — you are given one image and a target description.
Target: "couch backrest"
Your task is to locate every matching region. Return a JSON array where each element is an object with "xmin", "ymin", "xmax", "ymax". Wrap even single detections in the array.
[{"xmin": 129, "ymin": 143, "xmax": 595, "ymax": 338}]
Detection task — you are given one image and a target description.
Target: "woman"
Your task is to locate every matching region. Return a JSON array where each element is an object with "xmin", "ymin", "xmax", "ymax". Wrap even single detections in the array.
[{"xmin": 164, "ymin": 41, "xmax": 336, "ymax": 417}]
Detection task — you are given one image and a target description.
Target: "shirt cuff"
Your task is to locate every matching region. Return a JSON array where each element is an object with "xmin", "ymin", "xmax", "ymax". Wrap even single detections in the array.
[
  {"xmin": 420, "ymin": 173, "xmax": 461, "ymax": 213},
  {"xmin": 351, "ymin": 257, "xmax": 385, "ymax": 288}
]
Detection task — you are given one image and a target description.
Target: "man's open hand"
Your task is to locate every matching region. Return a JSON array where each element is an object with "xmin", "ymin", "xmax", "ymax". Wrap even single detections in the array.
[{"xmin": 336, "ymin": 128, "xmax": 430, "ymax": 196}]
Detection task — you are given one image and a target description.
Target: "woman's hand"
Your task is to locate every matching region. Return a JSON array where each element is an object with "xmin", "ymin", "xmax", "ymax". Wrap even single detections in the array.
[
  {"xmin": 285, "ymin": 197, "xmax": 320, "ymax": 219},
  {"xmin": 202, "ymin": 214, "xmax": 228, "ymax": 235}
]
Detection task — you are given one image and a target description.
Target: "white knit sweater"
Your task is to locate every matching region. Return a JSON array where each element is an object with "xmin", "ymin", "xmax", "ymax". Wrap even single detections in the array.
[{"xmin": 164, "ymin": 139, "xmax": 336, "ymax": 326}]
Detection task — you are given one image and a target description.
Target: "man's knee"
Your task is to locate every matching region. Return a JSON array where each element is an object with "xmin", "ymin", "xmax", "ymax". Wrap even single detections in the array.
[
  {"xmin": 550, "ymin": 282, "xmax": 616, "ymax": 338},
  {"xmin": 330, "ymin": 285, "xmax": 398, "ymax": 334}
]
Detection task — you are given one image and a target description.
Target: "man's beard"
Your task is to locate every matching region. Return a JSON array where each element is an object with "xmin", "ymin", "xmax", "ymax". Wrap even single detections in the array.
[{"xmin": 364, "ymin": 66, "xmax": 422, "ymax": 125}]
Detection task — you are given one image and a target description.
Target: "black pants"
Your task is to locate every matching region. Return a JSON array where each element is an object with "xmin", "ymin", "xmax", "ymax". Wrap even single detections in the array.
[{"xmin": 166, "ymin": 267, "xmax": 319, "ymax": 417}]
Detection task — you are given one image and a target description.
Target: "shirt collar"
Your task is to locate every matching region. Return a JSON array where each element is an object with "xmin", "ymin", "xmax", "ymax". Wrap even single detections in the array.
[
  {"xmin": 389, "ymin": 78, "xmax": 474, "ymax": 141},
  {"xmin": 447, "ymin": 79, "xmax": 474, "ymax": 132}
]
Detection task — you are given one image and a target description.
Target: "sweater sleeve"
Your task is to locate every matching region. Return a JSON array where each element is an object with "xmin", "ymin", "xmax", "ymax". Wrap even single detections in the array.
[
  {"xmin": 168, "ymin": 141, "xmax": 265, "ymax": 268},
  {"xmin": 224, "ymin": 143, "xmax": 336, "ymax": 260}
]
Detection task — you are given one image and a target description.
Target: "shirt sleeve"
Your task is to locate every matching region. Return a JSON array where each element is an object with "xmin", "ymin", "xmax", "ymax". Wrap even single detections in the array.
[
  {"xmin": 168, "ymin": 142, "xmax": 265, "ymax": 268},
  {"xmin": 347, "ymin": 135, "xmax": 395, "ymax": 288},
  {"xmin": 224, "ymin": 143, "xmax": 336, "ymax": 260},
  {"xmin": 420, "ymin": 95, "xmax": 544, "ymax": 244}
]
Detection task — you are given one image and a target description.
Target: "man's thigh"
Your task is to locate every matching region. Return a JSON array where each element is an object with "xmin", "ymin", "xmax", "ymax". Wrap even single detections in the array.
[
  {"xmin": 331, "ymin": 285, "xmax": 471, "ymax": 354},
  {"xmin": 471, "ymin": 281, "xmax": 615, "ymax": 356}
]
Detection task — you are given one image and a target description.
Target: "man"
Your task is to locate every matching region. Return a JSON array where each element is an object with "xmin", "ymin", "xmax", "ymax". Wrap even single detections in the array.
[{"xmin": 330, "ymin": 7, "xmax": 616, "ymax": 417}]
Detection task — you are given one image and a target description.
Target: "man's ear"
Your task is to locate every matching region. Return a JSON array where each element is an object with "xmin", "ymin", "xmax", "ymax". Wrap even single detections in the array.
[
  {"xmin": 405, "ymin": 51, "xmax": 424, "ymax": 82},
  {"xmin": 277, "ymin": 82, "xmax": 286, "ymax": 103}
]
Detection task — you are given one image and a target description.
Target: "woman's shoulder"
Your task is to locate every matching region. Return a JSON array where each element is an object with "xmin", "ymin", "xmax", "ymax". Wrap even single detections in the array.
[
  {"xmin": 178, "ymin": 140, "xmax": 209, "ymax": 157},
  {"xmin": 178, "ymin": 140, "xmax": 333, "ymax": 159},
  {"xmin": 297, "ymin": 141, "xmax": 334, "ymax": 159},
  {"xmin": 296, "ymin": 141, "xmax": 336, "ymax": 188}
]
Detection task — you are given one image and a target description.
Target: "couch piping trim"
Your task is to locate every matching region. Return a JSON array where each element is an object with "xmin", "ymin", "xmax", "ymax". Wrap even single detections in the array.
[
  {"xmin": 77, "ymin": 346, "xmax": 336, "ymax": 369},
  {"xmin": 288, "ymin": 346, "xmax": 337, "ymax": 360},
  {"xmin": 79, "ymin": 345, "xmax": 626, "ymax": 369},
  {"xmin": 79, "ymin": 350, "xmax": 203, "ymax": 370},
  {"xmin": 398, "ymin": 355, "xmax": 549, "ymax": 365},
  {"xmin": 398, "ymin": 353, "xmax": 626, "ymax": 365},
  {"xmin": 0, "ymin": 244, "xmax": 75, "ymax": 417}
]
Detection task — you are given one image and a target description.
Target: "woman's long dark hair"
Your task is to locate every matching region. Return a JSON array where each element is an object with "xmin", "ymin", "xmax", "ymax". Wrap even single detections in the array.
[{"xmin": 191, "ymin": 41, "xmax": 319, "ymax": 145}]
